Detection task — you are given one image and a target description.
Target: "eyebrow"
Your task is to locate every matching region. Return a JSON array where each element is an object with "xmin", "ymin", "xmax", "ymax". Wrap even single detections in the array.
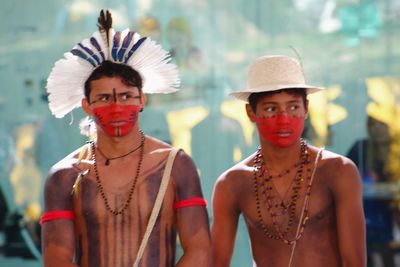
[
  {"xmin": 261, "ymin": 99, "xmax": 301, "ymax": 104},
  {"xmin": 93, "ymin": 91, "xmax": 140, "ymax": 97}
]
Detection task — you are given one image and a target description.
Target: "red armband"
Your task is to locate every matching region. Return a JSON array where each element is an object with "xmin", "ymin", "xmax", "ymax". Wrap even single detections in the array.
[
  {"xmin": 173, "ymin": 197, "xmax": 207, "ymax": 210},
  {"xmin": 40, "ymin": 210, "xmax": 75, "ymax": 225}
]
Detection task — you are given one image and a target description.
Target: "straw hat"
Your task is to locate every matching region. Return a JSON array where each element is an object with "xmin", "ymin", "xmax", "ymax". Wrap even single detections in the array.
[{"xmin": 229, "ymin": 55, "xmax": 324, "ymax": 102}]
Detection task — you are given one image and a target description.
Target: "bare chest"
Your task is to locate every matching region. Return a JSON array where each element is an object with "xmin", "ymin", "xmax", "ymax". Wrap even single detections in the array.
[
  {"xmin": 239, "ymin": 167, "xmax": 336, "ymax": 242},
  {"xmin": 70, "ymin": 167, "xmax": 177, "ymax": 267}
]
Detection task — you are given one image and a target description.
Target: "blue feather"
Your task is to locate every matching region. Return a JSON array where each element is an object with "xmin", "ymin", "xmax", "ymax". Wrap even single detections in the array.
[
  {"xmin": 71, "ymin": 49, "xmax": 96, "ymax": 67},
  {"xmin": 124, "ymin": 37, "xmax": 147, "ymax": 63},
  {"xmin": 78, "ymin": 43, "xmax": 101, "ymax": 65},
  {"xmin": 111, "ymin": 31, "xmax": 121, "ymax": 61},
  {"xmin": 90, "ymin": 37, "xmax": 105, "ymax": 61},
  {"xmin": 117, "ymin": 31, "xmax": 134, "ymax": 61}
]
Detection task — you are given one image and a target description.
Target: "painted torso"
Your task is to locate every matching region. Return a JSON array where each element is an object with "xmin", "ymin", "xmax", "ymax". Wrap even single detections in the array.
[{"xmin": 71, "ymin": 149, "xmax": 177, "ymax": 267}]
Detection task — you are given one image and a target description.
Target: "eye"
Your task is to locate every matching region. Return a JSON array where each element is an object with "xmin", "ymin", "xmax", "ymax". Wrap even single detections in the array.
[
  {"xmin": 120, "ymin": 92, "xmax": 139, "ymax": 102},
  {"xmin": 120, "ymin": 93, "xmax": 131, "ymax": 101},
  {"xmin": 264, "ymin": 106, "xmax": 276, "ymax": 113},
  {"xmin": 288, "ymin": 104, "xmax": 300, "ymax": 111},
  {"xmin": 98, "ymin": 95, "xmax": 110, "ymax": 102}
]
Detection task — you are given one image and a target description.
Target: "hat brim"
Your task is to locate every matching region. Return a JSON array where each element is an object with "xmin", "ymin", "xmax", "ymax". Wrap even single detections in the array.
[{"xmin": 229, "ymin": 84, "xmax": 324, "ymax": 102}]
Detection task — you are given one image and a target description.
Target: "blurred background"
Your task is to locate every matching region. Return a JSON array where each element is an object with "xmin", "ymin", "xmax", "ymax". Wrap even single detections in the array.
[{"xmin": 0, "ymin": 0, "xmax": 399, "ymax": 266}]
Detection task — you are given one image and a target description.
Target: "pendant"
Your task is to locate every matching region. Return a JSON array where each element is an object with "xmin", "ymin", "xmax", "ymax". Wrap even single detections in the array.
[{"xmin": 105, "ymin": 159, "xmax": 110, "ymax": 166}]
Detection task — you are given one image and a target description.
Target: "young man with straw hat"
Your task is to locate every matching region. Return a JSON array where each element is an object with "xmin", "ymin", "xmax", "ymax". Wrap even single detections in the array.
[
  {"xmin": 41, "ymin": 10, "xmax": 211, "ymax": 267},
  {"xmin": 211, "ymin": 55, "xmax": 366, "ymax": 266}
]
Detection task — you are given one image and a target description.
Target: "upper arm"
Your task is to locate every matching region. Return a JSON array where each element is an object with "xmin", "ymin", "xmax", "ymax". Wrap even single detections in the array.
[
  {"xmin": 331, "ymin": 158, "xmax": 366, "ymax": 266},
  {"xmin": 211, "ymin": 172, "xmax": 240, "ymax": 267},
  {"xmin": 172, "ymin": 151, "xmax": 211, "ymax": 264},
  {"xmin": 41, "ymin": 165, "xmax": 77, "ymax": 266}
]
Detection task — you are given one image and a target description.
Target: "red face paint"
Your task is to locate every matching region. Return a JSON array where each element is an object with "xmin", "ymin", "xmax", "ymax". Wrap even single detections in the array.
[
  {"xmin": 93, "ymin": 104, "xmax": 140, "ymax": 137},
  {"xmin": 255, "ymin": 114, "xmax": 305, "ymax": 148}
]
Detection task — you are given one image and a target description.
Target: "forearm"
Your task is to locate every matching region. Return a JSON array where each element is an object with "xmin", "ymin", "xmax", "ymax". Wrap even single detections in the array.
[
  {"xmin": 175, "ymin": 247, "xmax": 211, "ymax": 267},
  {"xmin": 341, "ymin": 250, "xmax": 366, "ymax": 267},
  {"xmin": 212, "ymin": 257, "xmax": 231, "ymax": 267},
  {"xmin": 44, "ymin": 256, "xmax": 79, "ymax": 267},
  {"xmin": 341, "ymin": 258, "xmax": 366, "ymax": 267}
]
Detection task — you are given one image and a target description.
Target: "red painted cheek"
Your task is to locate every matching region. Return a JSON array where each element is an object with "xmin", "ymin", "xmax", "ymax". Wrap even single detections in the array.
[
  {"xmin": 92, "ymin": 105, "xmax": 141, "ymax": 137},
  {"xmin": 255, "ymin": 115, "xmax": 305, "ymax": 148}
]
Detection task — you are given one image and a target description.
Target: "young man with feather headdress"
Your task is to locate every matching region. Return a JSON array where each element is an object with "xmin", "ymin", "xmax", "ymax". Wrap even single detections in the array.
[{"xmin": 41, "ymin": 10, "xmax": 211, "ymax": 267}]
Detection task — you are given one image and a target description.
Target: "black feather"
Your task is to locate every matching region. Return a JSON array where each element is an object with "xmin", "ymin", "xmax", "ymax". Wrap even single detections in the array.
[
  {"xmin": 71, "ymin": 49, "xmax": 96, "ymax": 67},
  {"xmin": 124, "ymin": 37, "xmax": 147, "ymax": 63},
  {"xmin": 97, "ymin": 10, "xmax": 113, "ymax": 47},
  {"xmin": 90, "ymin": 37, "xmax": 105, "ymax": 61}
]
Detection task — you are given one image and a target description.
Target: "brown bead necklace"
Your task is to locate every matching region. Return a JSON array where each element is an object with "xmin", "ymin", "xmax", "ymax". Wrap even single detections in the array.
[
  {"xmin": 97, "ymin": 141, "xmax": 143, "ymax": 166},
  {"xmin": 253, "ymin": 139, "xmax": 313, "ymax": 244},
  {"xmin": 90, "ymin": 130, "xmax": 145, "ymax": 215}
]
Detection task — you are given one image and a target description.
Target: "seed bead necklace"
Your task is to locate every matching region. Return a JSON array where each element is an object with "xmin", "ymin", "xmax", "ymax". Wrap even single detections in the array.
[
  {"xmin": 265, "ymin": 141, "xmax": 310, "ymax": 212},
  {"xmin": 96, "ymin": 140, "xmax": 143, "ymax": 166},
  {"xmin": 253, "ymin": 139, "xmax": 313, "ymax": 244},
  {"xmin": 91, "ymin": 130, "xmax": 145, "ymax": 215}
]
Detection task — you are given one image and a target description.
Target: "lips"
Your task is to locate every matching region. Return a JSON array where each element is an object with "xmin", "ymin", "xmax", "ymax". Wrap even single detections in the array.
[
  {"xmin": 275, "ymin": 132, "xmax": 291, "ymax": 137},
  {"xmin": 109, "ymin": 120, "xmax": 126, "ymax": 127}
]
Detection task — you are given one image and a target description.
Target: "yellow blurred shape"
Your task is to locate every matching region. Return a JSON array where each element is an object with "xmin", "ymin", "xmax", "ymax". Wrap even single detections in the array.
[
  {"xmin": 166, "ymin": 106, "xmax": 209, "ymax": 155},
  {"xmin": 233, "ymin": 145, "xmax": 242, "ymax": 163},
  {"xmin": 221, "ymin": 99, "xmax": 255, "ymax": 146},
  {"xmin": 10, "ymin": 124, "xmax": 42, "ymax": 209},
  {"xmin": 366, "ymin": 76, "xmax": 400, "ymax": 181},
  {"xmin": 25, "ymin": 202, "xmax": 42, "ymax": 221},
  {"xmin": 308, "ymin": 85, "xmax": 347, "ymax": 146},
  {"xmin": 367, "ymin": 77, "xmax": 400, "ymax": 131}
]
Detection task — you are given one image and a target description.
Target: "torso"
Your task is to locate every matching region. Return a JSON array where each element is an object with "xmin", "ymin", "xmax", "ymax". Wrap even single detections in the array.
[
  {"xmin": 69, "ymin": 138, "xmax": 177, "ymax": 267},
  {"xmin": 228, "ymin": 146, "xmax": 343, "ymax": 267}
]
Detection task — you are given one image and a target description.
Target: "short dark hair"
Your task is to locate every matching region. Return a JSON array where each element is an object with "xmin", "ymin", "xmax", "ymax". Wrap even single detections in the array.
[
  {"xmin": 248, "ymin": 88, "xmax": 307, "ymax": 112},
  {"xmin": 84, "ymin": 60, "xmax": 143, "ymax": 101}
]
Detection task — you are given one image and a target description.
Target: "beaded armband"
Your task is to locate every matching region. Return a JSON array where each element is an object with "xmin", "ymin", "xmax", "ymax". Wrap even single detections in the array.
[
  {"xmin": 173, "ymin": 197, "xmax": 207, "ymax": 210},
  {"xmin": 40, "ymin": 210, "xmax": 75, "ymax": 225}
]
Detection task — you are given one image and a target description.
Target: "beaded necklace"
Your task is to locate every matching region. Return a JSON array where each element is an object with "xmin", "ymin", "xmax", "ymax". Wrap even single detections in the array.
[
  {"xmin": 90, "ymin": 130, "xmax": 145, "ymax": 215},
  {"xmin": 97, "ymin": 141, "xmax": 143, "ymax": 166},
  {"xmin": 253, "ymin": 139, "xmax": 314, "ymax": 244}
]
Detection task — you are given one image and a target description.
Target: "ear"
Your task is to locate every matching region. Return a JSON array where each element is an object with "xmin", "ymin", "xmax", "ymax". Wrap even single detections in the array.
[
  {"xmin": 140, "ymin": 93, "xmax": 147, "ymax": 112},
  {"xmin": 82, "ymin": 98, "xmax": 93, "ymax": 116},
  {"xmin": 304, "ymin": 99, "xmax": 309, "ymax": 119},
  {"xmin": 246, "ymin": 103, "xmax": 257, "ymax": 123}
]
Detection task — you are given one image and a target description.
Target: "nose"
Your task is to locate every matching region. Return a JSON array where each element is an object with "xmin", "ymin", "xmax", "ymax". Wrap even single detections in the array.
[
  {"xmin": 276, "ymin": 113, "xmax": 290, "ymax": 124},
  {"xmin": 110, "ymin": 103, "xmax": 123, "ymax": 113}
]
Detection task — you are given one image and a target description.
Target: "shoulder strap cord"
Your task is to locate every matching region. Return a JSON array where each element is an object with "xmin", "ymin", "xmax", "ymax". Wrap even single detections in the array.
[
  {"xmin": 71, "ymin": 143, "xmax": 91, "ymax": 195},
  {"xmin": 133, "ymin": 148, "xmax": 179, "ymax": 267},
  {"xmin": 288, "ymin": 148, "xmax": 323, "ymax": 267}
]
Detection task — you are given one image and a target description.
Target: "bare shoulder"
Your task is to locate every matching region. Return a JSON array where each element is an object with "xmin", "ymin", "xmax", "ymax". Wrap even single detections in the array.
[
  {"xmin": 316, "ymin": 146, "xmax": 358, "ymax": 173},
  {"xmin": 44, "ymin": 145, "xmax": 89, "ymax": 197},
  {"xmin": 144, "ymin": 135, "xmax": 172, "ymax": 153},
  {"xmin": 214, "ymin": 152, "xmax": 256, "ymax": 191},
  {"xmin": 43, "ymin": 145, "xmax": 92, "ymax": 210},
  {"xmin": 309, "ymin": 145, "xmax": 361, "ymax": 188},
  {"xmin": 144, "ymin": 134, "xmax": 195, "ymax": 169}
]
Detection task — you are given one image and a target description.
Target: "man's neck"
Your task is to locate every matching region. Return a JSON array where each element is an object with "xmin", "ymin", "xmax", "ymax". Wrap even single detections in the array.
[
  {"xmin": 259, "ymin": 139, "xmax": 303, "ymax": 173},
  {"xmin": 95, "ymin": 127, "xmax": 143, "ymax": 158}
]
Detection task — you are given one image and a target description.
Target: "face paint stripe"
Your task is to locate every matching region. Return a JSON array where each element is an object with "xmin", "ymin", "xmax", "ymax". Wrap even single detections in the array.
[
  {"xmin": 120, "ymin": 213, "xmax": 127, "ymax": 267},
  {"xmin": 104, "ymin": 209, "xmax": 109, "ymax": 267},
  {"xmin": 112, "ymin": 88, "xmax": 117, "ymax": 103},
  {"xmin": 113, "ymin": 202, "xmax": 117, "ymax": 267}
]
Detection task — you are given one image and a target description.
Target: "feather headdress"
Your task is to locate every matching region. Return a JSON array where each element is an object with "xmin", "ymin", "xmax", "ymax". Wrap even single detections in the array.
[{"xmin": 47, "ymin": 10, "xmax": 180, "ymax": 118}]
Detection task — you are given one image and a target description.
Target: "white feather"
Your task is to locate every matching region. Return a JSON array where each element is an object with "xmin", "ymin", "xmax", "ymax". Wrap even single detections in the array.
[{"xmin": 46, "ymin": 27, "xmax": 180, "ymax": 121}]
